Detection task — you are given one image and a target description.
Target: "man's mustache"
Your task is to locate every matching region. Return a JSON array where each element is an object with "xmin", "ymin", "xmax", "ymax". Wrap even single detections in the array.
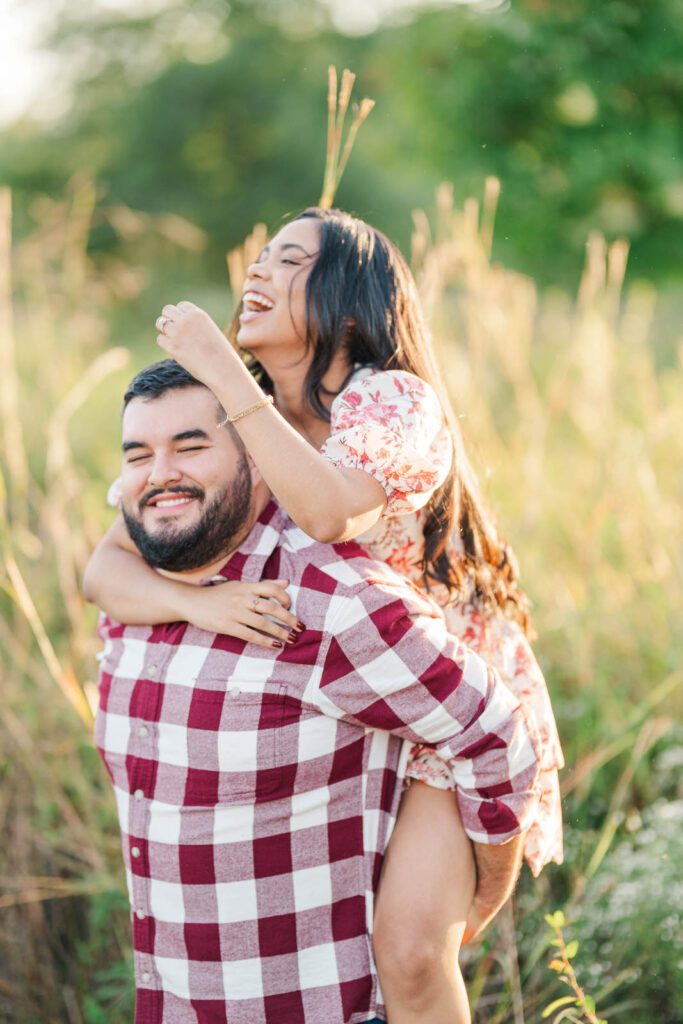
[{"xmin": 138, "ymin": 484, "xmax": 205, "ymax": 512}]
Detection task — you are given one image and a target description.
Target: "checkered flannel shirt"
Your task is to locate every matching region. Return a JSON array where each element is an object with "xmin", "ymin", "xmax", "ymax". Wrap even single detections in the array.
[{"xmin": 95, "ymin": 500, "xmax": 540, "ymax": 1024}]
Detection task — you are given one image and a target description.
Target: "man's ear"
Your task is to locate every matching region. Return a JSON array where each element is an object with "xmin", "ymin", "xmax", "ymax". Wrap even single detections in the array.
[{"xmin": 246, "ymin": 453, "xmax": 264, "ymax": 487}]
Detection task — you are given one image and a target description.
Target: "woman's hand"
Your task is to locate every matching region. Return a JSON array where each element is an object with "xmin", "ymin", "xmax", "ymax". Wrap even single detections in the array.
[
  {"xmin": 155, "ymin": 301, "xmax": 242, "ymax": 390},
  {"xmin": 177, "ymin": 577, "xmax": 304, "ymax": 649}
]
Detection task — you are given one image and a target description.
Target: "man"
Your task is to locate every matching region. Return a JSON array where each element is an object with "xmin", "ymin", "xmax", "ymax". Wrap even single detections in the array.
[{"xmin": 89, "ymin": 360, "xmax": 540, "ymax": 1024}]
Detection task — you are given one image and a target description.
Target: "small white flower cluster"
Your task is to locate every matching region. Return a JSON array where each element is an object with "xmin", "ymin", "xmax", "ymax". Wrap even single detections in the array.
[{"xmin": 574, "ymin": 798, "xmax": 683, "ymax": 1009}]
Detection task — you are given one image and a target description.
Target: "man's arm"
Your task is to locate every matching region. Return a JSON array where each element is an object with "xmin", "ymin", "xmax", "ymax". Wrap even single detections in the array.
[
  {"xmin": 465, "ymin": 834, "xmax": 525, "ymax": 943},
  {"xmin": 315, "ymin": 572, "xmax": 541, "ymax": 844}
]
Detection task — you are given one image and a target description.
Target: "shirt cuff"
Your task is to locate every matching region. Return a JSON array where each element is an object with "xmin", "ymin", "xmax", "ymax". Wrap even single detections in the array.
[{"xmin": 455, "ymin": 786, "xmax": 541, "ymax": 845}]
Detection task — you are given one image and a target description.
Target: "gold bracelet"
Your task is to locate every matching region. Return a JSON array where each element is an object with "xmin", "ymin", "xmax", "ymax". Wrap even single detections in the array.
[{"xmin": 220, "ymin": 394, "xmax": 273, "ymax": 426}]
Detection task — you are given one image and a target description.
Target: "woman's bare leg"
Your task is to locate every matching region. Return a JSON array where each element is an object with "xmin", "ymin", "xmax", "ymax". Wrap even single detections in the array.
[{"xmin": 373, "ymin": 781, "xmax": 476, "ymax": 1024}]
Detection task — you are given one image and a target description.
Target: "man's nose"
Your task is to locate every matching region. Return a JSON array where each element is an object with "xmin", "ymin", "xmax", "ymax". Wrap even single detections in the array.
[{"xmin": 147, "ymin": 454, "xmax": 183, "ymax": 488}]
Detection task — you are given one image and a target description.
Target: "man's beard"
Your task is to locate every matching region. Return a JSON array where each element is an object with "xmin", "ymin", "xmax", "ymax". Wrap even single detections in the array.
[{"xmin": 121, "ymin": 461, "xmax": 252, "ymax": 573}]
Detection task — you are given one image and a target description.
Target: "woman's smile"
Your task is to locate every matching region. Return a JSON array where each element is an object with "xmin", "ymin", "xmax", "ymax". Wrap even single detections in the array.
[{"xmin": 239, "ymin": 289, "xmax": 275, "ymax": 323}]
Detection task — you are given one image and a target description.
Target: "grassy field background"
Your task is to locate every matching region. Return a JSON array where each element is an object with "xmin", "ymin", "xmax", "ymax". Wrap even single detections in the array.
[{"xmin": 1, "ymin": 175, "xmax": 682, "ymax": 1023}]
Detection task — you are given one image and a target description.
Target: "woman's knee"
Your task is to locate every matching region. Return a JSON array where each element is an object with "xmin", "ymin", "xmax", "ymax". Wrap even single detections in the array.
[{"xmin": 374, "ymin": 911, "xmax": 463, "ymax": 998}]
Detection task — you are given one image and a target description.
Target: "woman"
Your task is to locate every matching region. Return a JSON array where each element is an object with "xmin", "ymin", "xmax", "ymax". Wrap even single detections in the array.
[{"xmin": 85, "ymin": 207, "xmax": 563, "ymax": 1023}]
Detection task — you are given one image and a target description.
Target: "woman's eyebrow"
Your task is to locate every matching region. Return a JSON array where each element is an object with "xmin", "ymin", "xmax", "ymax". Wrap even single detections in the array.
[
  {"xmin": 257, "ymin": 242, "xmax": 315, "ymax": 259},
  {"xmin": 279, "ymin": 243, "xmax": 315, "ymax": 257}
]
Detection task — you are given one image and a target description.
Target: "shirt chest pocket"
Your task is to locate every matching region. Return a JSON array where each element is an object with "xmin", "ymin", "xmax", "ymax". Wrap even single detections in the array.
[{"xmin": 184, "ymin": 683, "xmax": 289, "ymax": 806}]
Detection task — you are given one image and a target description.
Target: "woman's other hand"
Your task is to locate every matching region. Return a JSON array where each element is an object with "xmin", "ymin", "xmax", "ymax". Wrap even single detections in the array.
[{"xmin": 179, "ymin": 577, "xmax": 303, "ymax": 649}]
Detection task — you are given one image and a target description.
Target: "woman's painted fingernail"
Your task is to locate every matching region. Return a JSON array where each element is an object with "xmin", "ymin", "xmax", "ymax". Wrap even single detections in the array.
[
  {"xmin": 296, "ymin": 621, "xmax": 306, "ymax": 632},
  {"xmin": 286, "ymin": 631, "xmax": 298, "ymax": 644},
  {"xmin": 272, "ymin": 641, "xmax": 284, "ymax": 649}
]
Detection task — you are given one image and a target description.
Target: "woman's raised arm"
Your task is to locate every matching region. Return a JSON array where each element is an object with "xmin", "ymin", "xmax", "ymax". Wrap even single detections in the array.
[
  {"xmin": 152, "ymin": 304, "xmax": 446, "ymax": 544},
  {"xmin": 232, "ymin": 407, "xmax": 389, "ymax": 544}
]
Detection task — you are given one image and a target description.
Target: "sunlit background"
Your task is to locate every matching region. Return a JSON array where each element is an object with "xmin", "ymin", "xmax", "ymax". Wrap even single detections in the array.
[{"xmin": 1, "ymin": 1, "xmax": 682, "ymax": 1021}]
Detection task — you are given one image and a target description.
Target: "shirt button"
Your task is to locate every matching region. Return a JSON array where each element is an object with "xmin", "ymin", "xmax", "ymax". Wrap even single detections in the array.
[
  {"xmin": 134, "ymin": 789, "xmax": 144, "ymax": 801},
  {"xmin": 141, "ymin": 971, "xmax": 151, "ymax": 984},
  {"xmin": 138, "ymin": 725, "xmax": 149, "ymax": 738},
  {"xmin": 136, "ymin": 909, "xmax": 146, "ymax": 920},
  {"xmin": 229, "ymin": 686, "xmax": 241, "ymax": 697},
  {"xmin": 131, "ymin": 846, "xmax": 141, "ymax": 858}
]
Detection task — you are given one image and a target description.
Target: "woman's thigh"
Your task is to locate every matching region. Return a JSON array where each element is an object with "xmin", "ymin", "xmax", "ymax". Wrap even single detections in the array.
[{"xmin": 374, "ymin": 780, "xmax": 476, "ymax": 952}]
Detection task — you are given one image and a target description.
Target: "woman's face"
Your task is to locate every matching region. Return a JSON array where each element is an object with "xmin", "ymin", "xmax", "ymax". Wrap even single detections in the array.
[{"xmin": 236, "ymin": 217, "xmax": 320, "ymax": 356}]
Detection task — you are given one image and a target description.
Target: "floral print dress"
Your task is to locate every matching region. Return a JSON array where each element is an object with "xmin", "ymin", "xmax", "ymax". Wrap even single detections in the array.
[{"xmin": 320, "ymin": 365, "xmax": 564, "ymax": 876}]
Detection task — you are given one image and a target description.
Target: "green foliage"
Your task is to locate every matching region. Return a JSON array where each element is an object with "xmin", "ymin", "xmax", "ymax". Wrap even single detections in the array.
[
  {"xmin": 2, "ymin": 0, "xmax": 683, "ymax": 288},
  {"xmin": 571, "ymin": 795, "xmax": 683, "ymax": 1023},
  {"xmin": 544, "ymin": 911, "xmax": 608, "ymax": 1023},
  {"xmin": 379, "ymin": 0, "xmax": 683, "ymax": 283},
  {"xmin": 79, "ymin": 894, "xmax": 136, "ymax": 1023}
]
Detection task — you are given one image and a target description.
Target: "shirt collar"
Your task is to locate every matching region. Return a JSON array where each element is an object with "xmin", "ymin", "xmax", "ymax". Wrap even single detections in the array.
[{"xmin": 215, "ymin": 498, "xmax": 288, "ymax": 583}]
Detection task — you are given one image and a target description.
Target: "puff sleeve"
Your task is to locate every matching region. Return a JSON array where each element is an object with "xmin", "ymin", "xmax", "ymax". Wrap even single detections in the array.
[{"xmin": 319, "ymin": 368, "xmax": 452, "ymax": 515}]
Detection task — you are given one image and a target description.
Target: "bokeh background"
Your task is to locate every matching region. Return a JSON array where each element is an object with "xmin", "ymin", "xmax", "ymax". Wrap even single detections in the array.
[{"xmin": 1, "ymin": 1, "xmax": 682, "ymax": 1021}]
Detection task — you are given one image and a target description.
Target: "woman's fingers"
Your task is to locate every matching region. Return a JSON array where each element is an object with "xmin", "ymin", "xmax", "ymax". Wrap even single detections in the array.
[
  {"xmin": 256, "ymin": 580, "xmax": 292, "ymax": 607},
  {"xmin": 184, "ymin": 578, "xmax": 303, "ymax": 641},
  {"xmin": 244, "ymin": 607, "xmax": 300, "ymax": 644},
  {"xmin": 252, "ymin": 594, "xmax": 299, "ymax": 631},
  {"xmin": 230, "ymin": 624, "xmax": 288, "ymax": 650}
]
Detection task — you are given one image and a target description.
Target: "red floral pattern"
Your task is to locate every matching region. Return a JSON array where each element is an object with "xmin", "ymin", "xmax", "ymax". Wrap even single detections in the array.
[
  {"xmin": 322, "ymin": 366, "xmax": 564, "ymax": 876},
  {"xmin": 321, "ymin": 368, "xmax": 452, "ymax": 516}
]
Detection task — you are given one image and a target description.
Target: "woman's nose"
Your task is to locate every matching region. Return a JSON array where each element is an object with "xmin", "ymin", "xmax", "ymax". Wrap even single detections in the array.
[{"xmin": 246, "ymin": 259, "xmax": 269, "ymax": 280}]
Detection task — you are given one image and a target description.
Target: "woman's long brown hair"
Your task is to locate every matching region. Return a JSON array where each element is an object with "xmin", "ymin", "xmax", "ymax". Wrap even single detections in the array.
[{"xmin": 235, "ymin": 206, "xmax": 530, "ymax": 632}]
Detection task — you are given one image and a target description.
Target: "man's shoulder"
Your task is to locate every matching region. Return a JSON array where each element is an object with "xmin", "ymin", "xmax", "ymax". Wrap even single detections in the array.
[{"xmin": 96, "ymin": 613, "xmax": 160, "ymax": 644}]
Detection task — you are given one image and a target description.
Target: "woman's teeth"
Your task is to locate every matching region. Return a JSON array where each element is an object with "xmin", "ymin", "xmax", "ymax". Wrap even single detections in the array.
[{"xmin": 242, "ymin": 291, "xmax": 274, "ymax": 312}]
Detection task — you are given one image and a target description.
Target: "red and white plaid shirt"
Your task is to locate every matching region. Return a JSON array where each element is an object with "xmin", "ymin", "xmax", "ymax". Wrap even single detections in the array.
[{"xmin": 95, "ymin": 500, "xmax": 540, "ymax": 1024}]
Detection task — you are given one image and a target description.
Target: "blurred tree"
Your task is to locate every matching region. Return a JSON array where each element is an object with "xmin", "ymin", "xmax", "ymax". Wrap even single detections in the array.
[
  {"xmin": 376, "ymin": 0, "xmax": 683, "ymax": 282},
  {"xmin": 1, "ymin": 0, "xmax": 681, "ymax": 286}
]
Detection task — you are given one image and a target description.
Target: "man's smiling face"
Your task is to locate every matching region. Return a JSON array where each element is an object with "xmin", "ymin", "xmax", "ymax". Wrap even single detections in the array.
[{"xmin": 120, "ymin": 385, "xmax": 252, "ymax": 572}]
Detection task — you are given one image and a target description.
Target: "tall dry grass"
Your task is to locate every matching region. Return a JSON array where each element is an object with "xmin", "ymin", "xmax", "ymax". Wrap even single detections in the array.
[{"xmin": 1, "ymin": 176, "xmax": 681, "ymax": 1023}]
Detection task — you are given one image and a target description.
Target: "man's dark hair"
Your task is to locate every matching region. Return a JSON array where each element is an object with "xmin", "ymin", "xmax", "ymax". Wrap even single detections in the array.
[
  {"xmin": 123, "ymin": 359, "xmax": 212, "ymax": 409},
  {"xmin": 122, "ymin": 359, "xmax": 244, "ymax": 446}
]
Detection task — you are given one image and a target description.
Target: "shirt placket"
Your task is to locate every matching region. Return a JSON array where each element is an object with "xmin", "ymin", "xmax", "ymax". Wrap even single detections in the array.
[{"xmin": 128, "ymin": 650, "xmax": 168, "ymax": 990}]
